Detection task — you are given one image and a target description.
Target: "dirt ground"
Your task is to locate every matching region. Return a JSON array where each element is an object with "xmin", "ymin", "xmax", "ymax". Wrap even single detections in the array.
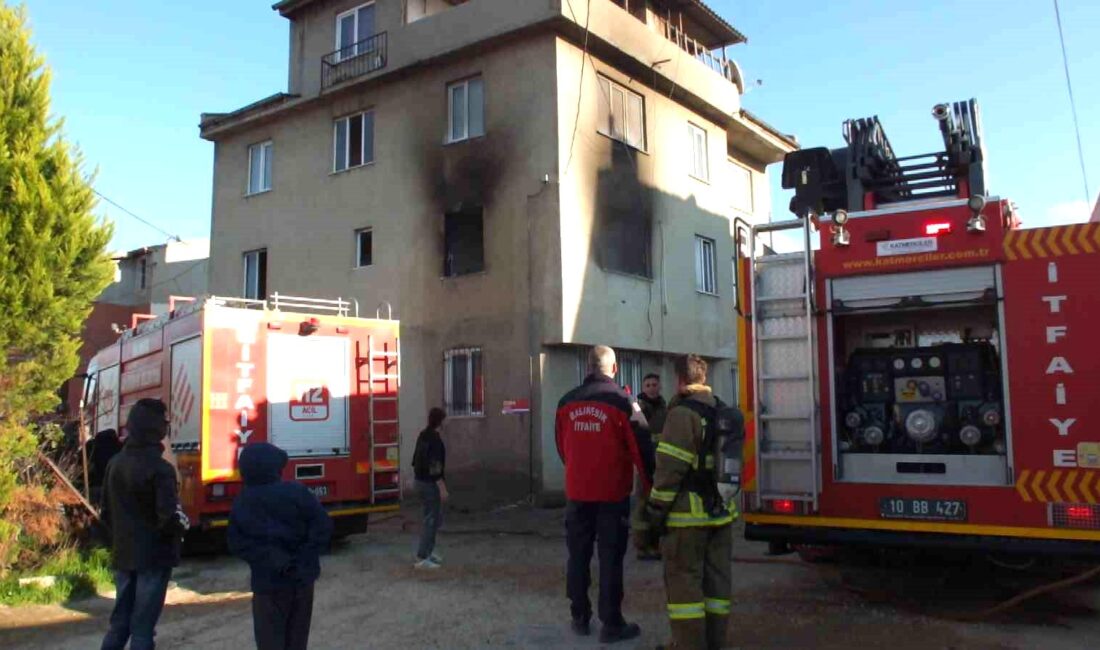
[{"xmin": 1, "ymin": 504, "xmax": 1098, "ymax": 649}]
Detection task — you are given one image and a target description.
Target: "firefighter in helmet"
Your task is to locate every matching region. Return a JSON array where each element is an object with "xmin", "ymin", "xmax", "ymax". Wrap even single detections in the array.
[{"xmin": 643, "ymin": 354, "xmax": 740, "ymax": 650}]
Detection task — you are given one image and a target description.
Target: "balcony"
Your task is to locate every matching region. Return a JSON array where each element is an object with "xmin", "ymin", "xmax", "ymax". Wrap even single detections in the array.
[
  {"xmin": 656, "ymin": 17, "xmax": 742, "ymax": 89},
  {"xmin": 321, "ymin": 32, "xmax": 388, "ymax": 90}
]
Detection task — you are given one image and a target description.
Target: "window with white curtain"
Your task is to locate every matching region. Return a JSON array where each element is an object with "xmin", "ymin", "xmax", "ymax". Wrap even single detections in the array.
[
  {"xmin": 243, "ymin": 249, "xmax": 267, "ymax": 300},
  {"xmin": 729, "ymin": 160, "xmax": 754, "ymax": 214}
]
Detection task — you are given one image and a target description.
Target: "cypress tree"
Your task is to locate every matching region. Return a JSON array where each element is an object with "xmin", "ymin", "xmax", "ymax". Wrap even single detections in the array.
[{"xmin": 0, "ymin": 4, "xmax": 114, "ymax": 568}]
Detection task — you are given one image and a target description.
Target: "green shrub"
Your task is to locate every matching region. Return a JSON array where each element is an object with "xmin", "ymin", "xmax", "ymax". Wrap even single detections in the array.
[{"xmin": 0, "ymin": 547, "xmax": 113, "ymax": 605}]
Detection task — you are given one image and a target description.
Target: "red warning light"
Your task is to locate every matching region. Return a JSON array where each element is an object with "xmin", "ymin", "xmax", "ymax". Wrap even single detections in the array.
[
  {"xmin": 924, "ymin": 222, "xmax": 952, "ymax": 236},
  {"xmin": 772, "ymin": 499, "xmax": 796, "ymax": 514}
]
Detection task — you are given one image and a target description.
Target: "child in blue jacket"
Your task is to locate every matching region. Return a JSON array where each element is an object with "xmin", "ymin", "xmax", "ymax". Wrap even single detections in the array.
[{"xmin": 228, "ymin": 443, "xmax": 333, "ymax": 650}]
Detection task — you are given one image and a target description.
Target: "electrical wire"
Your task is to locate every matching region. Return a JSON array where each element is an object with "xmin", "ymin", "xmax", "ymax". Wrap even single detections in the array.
[
  {"xmin": 562, "ymin": 0, "xmax": 592, "ymax": 178},
  {"xmin": 93, "ymin": 188, "xmax": 183, "ymax": 242},
  {"xmin": 1052, "ymin": 0, "xmax": 1091, "ymax": 204}
]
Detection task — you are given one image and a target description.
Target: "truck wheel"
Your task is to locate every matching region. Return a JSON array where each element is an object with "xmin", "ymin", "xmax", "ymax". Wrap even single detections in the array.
[{"xmin": 332, "ymin": 513, "xmax": 369, "ymax": 541}]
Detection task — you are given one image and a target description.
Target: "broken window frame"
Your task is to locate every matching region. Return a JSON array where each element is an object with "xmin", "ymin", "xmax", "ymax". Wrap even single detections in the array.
[
  {"xmin": 688, "ymin": 122, "xmax": 709, "ymax": 182},
  {"xmin": 597, "ymin": 76, "xmax": 646, "ymax": 151},
  {"xmin": 695, "ymin": 235, "xmax": 717, "ymax": 295},
  {"xmin": 354, "ymin": 227, "xmax": 373, "ymax": 268},
  {"xmin": 333, "ymin": 110, "xmax": 375, "ymax": 173},
  {"xmin": 444, "ymin": 347, "xmax": 484, "ymax": 417}
]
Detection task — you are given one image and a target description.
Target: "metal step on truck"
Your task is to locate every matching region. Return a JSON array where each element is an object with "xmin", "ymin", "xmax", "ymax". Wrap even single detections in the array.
[
  {"xmin": 734, "ymin": 99, "xmax": 1100, "ymax": 557},
  {"xmin": 81, "ymin": 293, "xmax": 402, "ymax": 539}
]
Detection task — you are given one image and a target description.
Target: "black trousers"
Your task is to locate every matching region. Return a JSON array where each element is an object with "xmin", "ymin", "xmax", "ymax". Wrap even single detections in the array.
[
  {"xmin": 252, "ymin": 583, "xmax": 315, "ymax": 650},
  {"xmin": 565, "ymin": 498, "xmax": 630, "ymax": 627}
]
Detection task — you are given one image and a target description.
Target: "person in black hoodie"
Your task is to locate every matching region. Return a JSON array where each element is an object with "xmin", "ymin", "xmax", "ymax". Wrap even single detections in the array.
[
  {"xmin": 411, "ymin": 407, "xmax": 447, "ymax": 569},
  {"xmin": 100, "ymin": 399, "xmax": 188, "ymax": 650},
  {"xmin": 87, "ymin": 428, "xmax": 122, "ymax": 504},
  {"xmin": 228, "ymin": 442, "xmax": 333, "ymax": 650}
]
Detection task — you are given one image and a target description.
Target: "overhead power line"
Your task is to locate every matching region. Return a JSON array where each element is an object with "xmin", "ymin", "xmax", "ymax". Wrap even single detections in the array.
[
  {"xmin": 1052, "ymin": 0, "xmax": 1091, "ymax": 205},
  {"xmin": 92, "ymin": 188, "xmax": 182, "ymax": 243}
]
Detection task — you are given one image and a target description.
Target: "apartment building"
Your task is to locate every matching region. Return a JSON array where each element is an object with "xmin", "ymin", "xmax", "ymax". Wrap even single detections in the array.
[{"xmin": 199, "ymin": 0, "xmax": 796, "ymax": 504}]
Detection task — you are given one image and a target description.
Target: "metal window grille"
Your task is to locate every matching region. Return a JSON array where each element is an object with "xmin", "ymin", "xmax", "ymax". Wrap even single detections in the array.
[
  {"xmin": 695, "ymin": 236, "xmax": 717, "ymax": 294},
  {"xmin": 444, "ymin": 347, "xmax": 483, "ymax": 416}
]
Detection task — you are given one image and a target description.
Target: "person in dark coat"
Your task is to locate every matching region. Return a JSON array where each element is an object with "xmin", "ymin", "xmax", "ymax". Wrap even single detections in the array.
[
  {"xmin": 88, "ymin": 428, "xmax": 122, "ymax": 504},
  {"xmin": 100, "ymin": 399, "xmax": 189, "ymax": 650},
  {"xmin": 228, "ymin": 442, "xmax": 333, "ymax": 650},
  {"xmin": 411, "ymin": 407, "xmax": 448, "ymax": 569}
]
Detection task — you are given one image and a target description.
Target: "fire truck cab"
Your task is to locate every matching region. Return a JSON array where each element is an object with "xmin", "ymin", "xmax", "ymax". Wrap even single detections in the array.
[
  {"xmin": 736, "ymin": 100, "xmax": 1100, "ymax": 555},
  {"xmin": 82, "ymin": 294, "xmax": 402, "ymax": 537}
]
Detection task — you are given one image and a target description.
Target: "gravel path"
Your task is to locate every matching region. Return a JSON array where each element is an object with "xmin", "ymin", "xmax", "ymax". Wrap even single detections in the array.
[{"xmin": 1, "ymin": 505, "xmax": 1097, "ymax": 649}]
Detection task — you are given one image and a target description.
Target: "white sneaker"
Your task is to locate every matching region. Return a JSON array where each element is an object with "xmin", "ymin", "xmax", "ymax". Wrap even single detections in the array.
[
  {"xmin": 429, "ymin": 552, "xmax": 443, "ymax": 564},
  {"xmin": 414, "ymin": 558, "xmax": 441, "ymax": 570}
]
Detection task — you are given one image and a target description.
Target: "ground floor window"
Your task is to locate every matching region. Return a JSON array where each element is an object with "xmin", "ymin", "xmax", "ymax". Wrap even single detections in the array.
[{"xmin": 444, "ymin": 347, "xmax": 483, "ymax": 416}]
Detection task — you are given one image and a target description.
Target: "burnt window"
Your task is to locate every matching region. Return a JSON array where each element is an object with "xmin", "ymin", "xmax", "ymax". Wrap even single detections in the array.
[
  {"xmin": 596, "ymin": 149, "xmax": 651, "ymax": 278},
  {"xmin": 443, "ymin": 205, "xmax": 484, "ymax": 277}
]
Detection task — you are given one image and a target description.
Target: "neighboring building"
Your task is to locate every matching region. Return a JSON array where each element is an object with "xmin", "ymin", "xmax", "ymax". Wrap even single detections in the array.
[
  {"xmin": 64, "ymin": 240, "xmax": 209, "ymax": 419},
  {"xmin": 199, "ymin": 0, "xmax": 796, "ymax": 504}
]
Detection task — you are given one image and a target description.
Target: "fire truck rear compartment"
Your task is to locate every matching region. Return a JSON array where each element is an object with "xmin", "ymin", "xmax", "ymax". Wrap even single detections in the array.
[{"xmin": 827, "ymin": 265, "xmax": 1011, "ymax": 486}]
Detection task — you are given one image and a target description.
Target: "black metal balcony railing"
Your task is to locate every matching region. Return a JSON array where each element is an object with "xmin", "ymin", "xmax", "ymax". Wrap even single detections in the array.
[{"xmin": 321, "ymin": 32, "xmax": 388, "ymax": 90}]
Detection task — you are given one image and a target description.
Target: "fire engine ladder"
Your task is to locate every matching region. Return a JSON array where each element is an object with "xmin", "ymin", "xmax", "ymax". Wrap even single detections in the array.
[
  {"xmin": 749, "ymin": 216, "xmax": 821, "ymax": 511},
  {"xmin": 356, "ymin": 335, "xmax": 401, "ymax": 504}
]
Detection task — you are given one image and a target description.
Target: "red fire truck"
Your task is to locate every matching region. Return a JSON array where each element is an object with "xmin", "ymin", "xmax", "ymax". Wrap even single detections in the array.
[
  {"xmin": 82, "ymin": 294, "xmax": 402, "ymax": 536},
  {"xmin": 735, "ymin": 100, "xmax": 1100, "ymax": 556}
]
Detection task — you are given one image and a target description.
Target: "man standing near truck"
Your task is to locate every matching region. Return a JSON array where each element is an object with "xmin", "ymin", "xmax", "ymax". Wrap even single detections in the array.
[{"xmin": 556, "ymin": 345, "xmax": 653, "ymax": 644}]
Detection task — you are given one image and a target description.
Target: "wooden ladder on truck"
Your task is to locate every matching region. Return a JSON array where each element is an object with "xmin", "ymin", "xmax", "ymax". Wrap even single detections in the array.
[
  {"xmin": 355, "ymin": 334, "xmax": 401, "ymax": 504},
  {"xmin": 749, "ymin": 217, "xmax": 821, "ymax": 512}
]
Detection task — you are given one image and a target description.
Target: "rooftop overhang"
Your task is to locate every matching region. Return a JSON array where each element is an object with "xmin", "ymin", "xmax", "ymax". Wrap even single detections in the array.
[
  {"xmin": 668, "ymin": 0, "xmax": 747, "ymax": 48},
  {"xmin": 727, "ymin": 108, "xmax": 798, "ymax": 165}
]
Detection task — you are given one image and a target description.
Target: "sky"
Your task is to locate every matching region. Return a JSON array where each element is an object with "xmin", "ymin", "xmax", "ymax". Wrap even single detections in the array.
[{"xmin": 20, "ymin": 0, "xmax": 1100, "ymax": 253}]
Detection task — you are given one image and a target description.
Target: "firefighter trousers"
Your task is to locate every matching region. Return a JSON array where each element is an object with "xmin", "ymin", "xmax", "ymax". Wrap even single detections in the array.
[{"xmin": 659, "ymin": 525, "xmax": 732, "ymax": 650}]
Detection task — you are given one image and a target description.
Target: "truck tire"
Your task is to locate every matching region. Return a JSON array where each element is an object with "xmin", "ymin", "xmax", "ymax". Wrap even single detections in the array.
[{"xmin": 332, "ymin": 513, "xmax": 369, "ymax": 540}]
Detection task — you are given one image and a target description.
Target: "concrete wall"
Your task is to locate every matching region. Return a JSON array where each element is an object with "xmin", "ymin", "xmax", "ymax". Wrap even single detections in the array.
[
  {"xmin": 209, "ymin": 35, "xmax": 560, "ymax": 505},
  {"xmin": 99, "ymin": 240, "xmax": 209, "ymax": 309},
  {"xmin": 209, "ymin": 0, "xmax": 789, "ymax": 503}
]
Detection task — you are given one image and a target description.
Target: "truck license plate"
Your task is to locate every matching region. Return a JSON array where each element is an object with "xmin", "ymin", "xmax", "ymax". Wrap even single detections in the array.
[
  {"xmin": 880, "ymin": 497, "xmax": 966, "ymax": 521},
  {"xmin": 308, "ymin": 484, "xmax": 329, "ymax": 498}
]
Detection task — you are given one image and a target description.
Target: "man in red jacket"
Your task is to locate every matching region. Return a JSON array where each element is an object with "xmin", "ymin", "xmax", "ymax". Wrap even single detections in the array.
[{"xmin": 556, "ymin": 345, "xmax": 654, "ymax": 644}]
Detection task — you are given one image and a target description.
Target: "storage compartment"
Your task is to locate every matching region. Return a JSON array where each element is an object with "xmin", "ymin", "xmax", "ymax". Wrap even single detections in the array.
[{"xmin": 827, "ymin": 266, "xmax": 1011, "ymax": 486}]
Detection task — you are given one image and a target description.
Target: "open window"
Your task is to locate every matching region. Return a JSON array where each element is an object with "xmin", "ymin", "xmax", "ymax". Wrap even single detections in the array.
[{"xmin": 443, "ymin": 205, "xmax": 484, "ymax": 277}]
